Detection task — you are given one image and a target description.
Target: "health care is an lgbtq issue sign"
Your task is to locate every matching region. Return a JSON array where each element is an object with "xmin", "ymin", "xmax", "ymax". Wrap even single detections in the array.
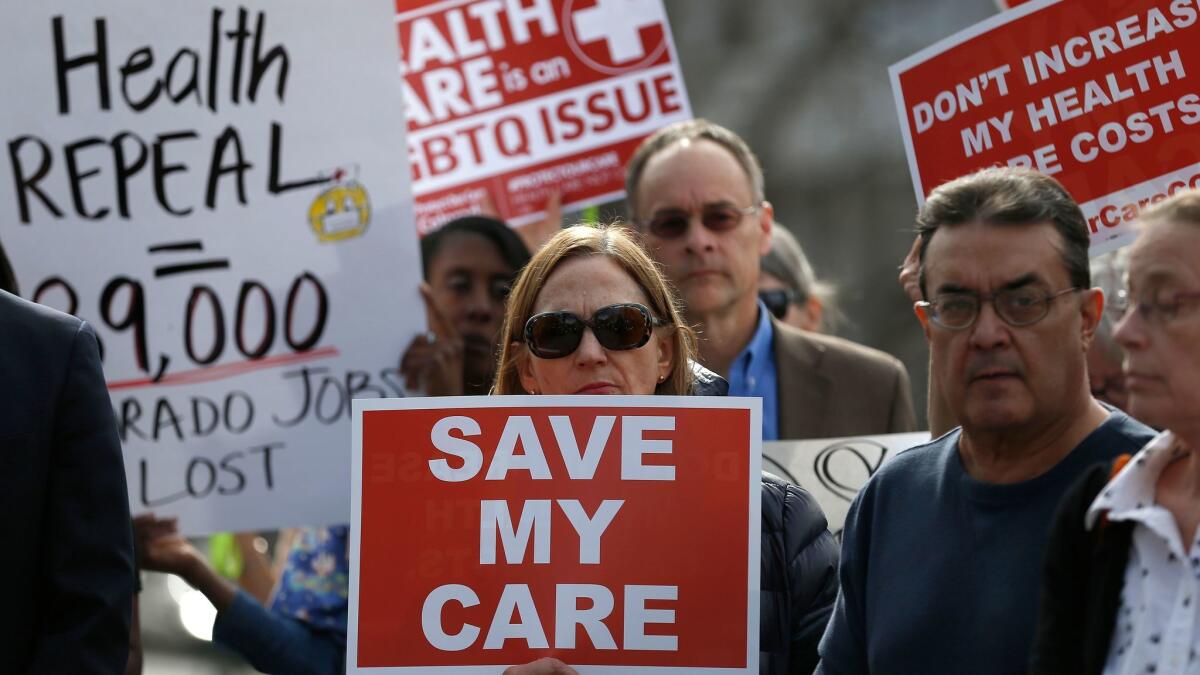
[
  {"xmin": 349, "ymin": 396, "xmax": 762, "ymax": 673},
  {"xmin": 397, "ymin": 0, "xmax": 692, "ymax": 232},
  {"xmin": 891, "ymin": 0, "xmax": 1200, "ymax": 255}
]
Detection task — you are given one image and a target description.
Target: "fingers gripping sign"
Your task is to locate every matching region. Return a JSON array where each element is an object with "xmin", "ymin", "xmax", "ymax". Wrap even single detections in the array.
[
  {"xmin": 503, "ymin": 657, "xmax": 580, "ymax": 675},
  {"xmin": 133, "ymin": 513, "xmax": 202, "ymax": 577}
]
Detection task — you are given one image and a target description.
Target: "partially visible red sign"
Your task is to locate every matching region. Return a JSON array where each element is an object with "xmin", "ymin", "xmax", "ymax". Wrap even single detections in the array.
[
  {"xmin": 396, "ymin": 0, "xmax": 692, "ymax": 233},
  {"xmin": 997, "ymin": 0, "xmax": 1034, "ymax": 9},
  {"xmin": 348, "ymin": 397, "xmax": 760, "ymax": 673},
  {"xmin": 891, "ymin": 0, "xmax": 1200, "ymax": 254}
]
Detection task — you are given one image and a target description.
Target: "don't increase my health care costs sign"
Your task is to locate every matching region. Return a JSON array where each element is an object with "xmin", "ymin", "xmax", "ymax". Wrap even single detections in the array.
[{"xmin": 891, "ymin": 0, "xmax": 1200, "ymax": 255}]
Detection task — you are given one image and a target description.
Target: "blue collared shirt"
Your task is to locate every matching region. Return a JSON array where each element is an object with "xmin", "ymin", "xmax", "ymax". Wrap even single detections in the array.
[{"xmin": 726, "ymin": 301, "xmax": 779, "ymax": 440}]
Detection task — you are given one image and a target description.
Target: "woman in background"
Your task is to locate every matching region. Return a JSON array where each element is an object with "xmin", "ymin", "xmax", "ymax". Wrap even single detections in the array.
[
  {"xmin": 401, "ymin": 215, "xmax": 531, "ymax": 395},
  {"xmin": 1030, "ymin": 192, "xmax": 1200, "ymax": 674},
  {"xmin": 758, "ymin": 221, "xmax": 835, "ymax": 333}
]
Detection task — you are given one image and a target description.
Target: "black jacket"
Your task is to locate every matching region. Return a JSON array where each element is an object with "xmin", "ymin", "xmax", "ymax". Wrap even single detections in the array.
[
  {"xmin": 0, "ymin": 290, "xmax": 135, "ymax": 673},
  {"xmin": 692, "ymin": 362, "xmax": 839, "ymax": 673},
  {"xmin": 760, "ymin": 473, "xmax": 840, "ymax": 674},
  {"xmin": 1028, "ymin": 459, "xmax": 1133, "ymax": 675}
]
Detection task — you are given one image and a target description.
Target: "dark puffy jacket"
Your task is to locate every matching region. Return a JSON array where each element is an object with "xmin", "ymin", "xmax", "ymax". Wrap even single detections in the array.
[
  {"xmin": 760, "ymin": 472, "xmax": 839, "ymax": 674},
  {"xmin": 691, "ymin": 362, "xmax": 839, "ymax": 673}
]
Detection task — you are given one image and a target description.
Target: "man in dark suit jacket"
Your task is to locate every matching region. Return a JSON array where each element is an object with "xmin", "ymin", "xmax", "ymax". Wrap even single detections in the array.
[
  {"xmin": 0, "ymin": 284, "xmax": 135, "ymax": 673},
  {"xmin": 625, "ymin": 119, "xmax": 915, "ymax": 439}
]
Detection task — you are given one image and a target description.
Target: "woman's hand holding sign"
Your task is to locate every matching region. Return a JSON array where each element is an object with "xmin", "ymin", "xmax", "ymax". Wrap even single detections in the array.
[
  {"xmin": 503, "ymin": 658, "xmax": 579, "ymax": 675},
  {"xmin": 133, "ymin": 513, "xmax": 236, "ymax": 612}
]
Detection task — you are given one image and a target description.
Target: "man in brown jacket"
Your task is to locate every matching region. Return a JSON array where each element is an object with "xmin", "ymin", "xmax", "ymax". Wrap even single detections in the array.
[{"xmin": 625, "ymin": 119, "xmax": 915, "ymax": 439}]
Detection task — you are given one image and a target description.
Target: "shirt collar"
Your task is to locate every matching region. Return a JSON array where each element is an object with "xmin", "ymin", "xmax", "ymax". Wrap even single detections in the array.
[
  {"xmin": 732, "ymin": 301, "xmax": 775, "ymax": 373},
  {"xmin": 1086, "ymin": 430, "xmax": 1182, "ymax": 530}
]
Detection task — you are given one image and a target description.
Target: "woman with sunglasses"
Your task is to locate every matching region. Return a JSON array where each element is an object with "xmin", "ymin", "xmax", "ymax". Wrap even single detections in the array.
[
  {"xmin": 494, "ymin": 225, "xmax": 838, "ymax": 675},
  {"xmin": 1029, "ymin": 192, "xmax": 1200, "ymax": 675},
  {"xmin": 759, "ymin": 222, "xmax": 835, "ymax": 334}
]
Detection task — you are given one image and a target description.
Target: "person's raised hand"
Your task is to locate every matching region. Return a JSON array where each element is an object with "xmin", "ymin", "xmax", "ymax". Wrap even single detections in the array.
[
  {"xmin": 502, "ymin": 658, "xmax": 579, "ymax": 675},
  {"xmin": 399, "ymin": 282, "xmax": 465, "ymax": 396},
  {"xmin": 133, "ymin": 513, "xmax": 204, "ymax": 580},
  {"xmin": 898, "ymin": 235, "xmax": 924, "ymax": 304}
]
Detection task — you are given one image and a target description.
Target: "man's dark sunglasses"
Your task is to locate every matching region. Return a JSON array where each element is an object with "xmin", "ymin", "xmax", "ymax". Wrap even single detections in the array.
[
  {"xmin": 759, "ymin": 289, "xmax": 803, "ymax": 320},
  {"xmin": 523, "ymin": 303, "xmax": 669, "ymax": 359},
  {"xmin": 641, "ymin": 204, "xmax": 759, "ymax": 239}
]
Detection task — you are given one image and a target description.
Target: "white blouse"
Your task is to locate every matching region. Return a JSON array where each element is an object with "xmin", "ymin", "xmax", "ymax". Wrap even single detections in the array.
[{"xmin": 1087, "ymin": 431, "xmax": 1200, "ymax": 675}]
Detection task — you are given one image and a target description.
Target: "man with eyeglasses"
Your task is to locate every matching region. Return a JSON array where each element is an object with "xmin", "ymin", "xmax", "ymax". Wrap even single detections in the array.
[
  {"xmin": 625, "ymin": 119, "xmax": 915, "ymax": 440},
  {"xmin": 816, "ymin": 167, "xmax": 1155, "ymax": 675}
]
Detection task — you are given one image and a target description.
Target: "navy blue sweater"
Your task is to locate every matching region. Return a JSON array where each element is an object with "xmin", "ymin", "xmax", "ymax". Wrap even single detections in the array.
[{"xmin": 816, "ymin": 411, "xmax": 1154, "ymax": 675}]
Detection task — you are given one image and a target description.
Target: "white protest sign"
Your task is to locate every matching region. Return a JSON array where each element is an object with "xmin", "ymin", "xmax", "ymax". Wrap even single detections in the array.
[
  {"xmin": 0, "ymin": 2, "xmax": 422, "ymax": 534},
  {"xmin": 765, "ymin": 432, "xmax": 933, "ymax": 536}
]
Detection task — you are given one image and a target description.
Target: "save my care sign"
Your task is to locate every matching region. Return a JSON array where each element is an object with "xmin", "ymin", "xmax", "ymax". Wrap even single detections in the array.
[
  {"xmin": 350, "ymin": 396, "xmax": 762, "ymax": 674},
  {"xmin": 0, "ymin": 2, "xmax": 422, "ymax": 534},
  {"xmin": 891, "ymin": 0, "xmax": 1200, "ymax": 255}
]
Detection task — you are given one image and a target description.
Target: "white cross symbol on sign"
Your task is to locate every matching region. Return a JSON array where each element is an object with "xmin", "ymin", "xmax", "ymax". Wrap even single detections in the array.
[{"xmin": 571, "ymin": 0, "xmax": 663, "ymax": 64}]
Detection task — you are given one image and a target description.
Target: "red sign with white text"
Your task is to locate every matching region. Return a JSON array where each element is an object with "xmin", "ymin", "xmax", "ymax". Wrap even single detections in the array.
[
  {"xmin": 891, "ymin": 0, "xmax": 1200, "ymax": 255},
  {"xmin": 348, "ymin": 397, "xmax": 760, "ymax": 673},
  {"xmin": 396, "ymin": 0, "xmax": 692, "ymax": 233}
]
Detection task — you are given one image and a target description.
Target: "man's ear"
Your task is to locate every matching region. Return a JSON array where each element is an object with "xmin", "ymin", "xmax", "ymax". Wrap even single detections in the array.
[
  {"xmin": 1078, "ymin": 287, "xmax": 1104, "ymax": 352},
  {"xmin": 914, "ymin": 303, "xmax": 933, "ymax": 343},
  {"xmin": 515, "ymin": 342, "xmax": 538, "ymax": 393},
  {"xmin": 757, "ymin": 201, "xmax": 775, "ymax": 256}
]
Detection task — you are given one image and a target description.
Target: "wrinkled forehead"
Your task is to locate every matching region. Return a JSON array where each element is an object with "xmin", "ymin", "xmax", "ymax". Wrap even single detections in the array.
[
  {"xmin": 922, "ymin": 221, "xmax": 1070, "ymax": 292},
  {"xmin": 532, "ymin": 254, "xmax": 651, "ymax": 314},
  {"xmin": 1126, "ymin": 220, "xmax": 1200, "ymax": 289},
  {"xmin": 637, "ymin": 139, "xmax": 756, "ymax": 213}
]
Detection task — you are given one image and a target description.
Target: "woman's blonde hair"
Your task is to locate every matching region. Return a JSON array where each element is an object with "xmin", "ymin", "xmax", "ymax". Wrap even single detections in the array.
[{"xmin": 492, "ymin": 224, "xmax": 697, "ymax": 395}]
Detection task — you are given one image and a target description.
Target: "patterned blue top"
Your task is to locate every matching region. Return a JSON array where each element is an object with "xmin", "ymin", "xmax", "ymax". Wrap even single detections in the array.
[{"xmin": 269, "ymin": 525, "xmax": 350, "ymax": 639}]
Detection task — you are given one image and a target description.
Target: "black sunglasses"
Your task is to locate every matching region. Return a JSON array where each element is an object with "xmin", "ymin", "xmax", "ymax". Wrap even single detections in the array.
[
  {"xmin": 641, "ymin": 204, "xmax": 759, "ymax": 239},
  {"xmin": 523, "ymin": 303, "xmax": 669, "ymax": 359},
  {"xmin": 759, "ymin": 288, "xmax": 801, "ymax": 320}
]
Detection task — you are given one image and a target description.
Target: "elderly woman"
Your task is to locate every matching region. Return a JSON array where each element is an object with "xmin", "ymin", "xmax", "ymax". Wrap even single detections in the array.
[
  {"xmin": 1029, "ymin": 191, "xmax": 1200, "ymax": 674},
  {"xmin": 495, "ymin": 225, "xmax": 838, "ymax": 675}
]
